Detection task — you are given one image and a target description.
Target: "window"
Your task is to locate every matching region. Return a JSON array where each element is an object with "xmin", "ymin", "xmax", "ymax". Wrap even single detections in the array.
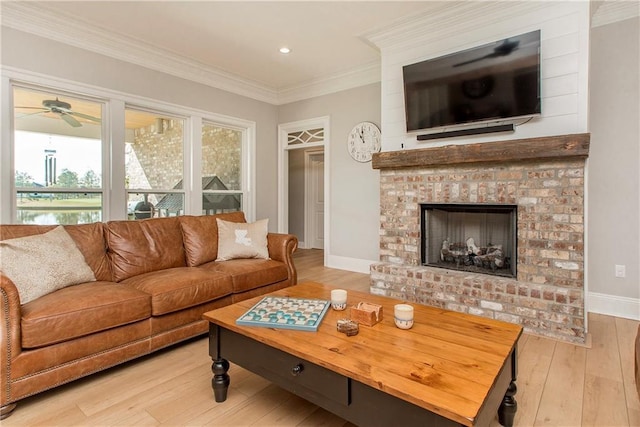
[
  {"xmin": 4, "ymin": 75, "xmax": 255, "ymax": 225},
  {"xmin": 125, "ymin": 108, "xmax": 185, "ymax": 219},
  {"xmin": 201, "ymin": 122, "xmax": 243, "ymax": 214},
  {"xmin": 13, "ymin": 85, "xmax": 104, "ymax": 225}
]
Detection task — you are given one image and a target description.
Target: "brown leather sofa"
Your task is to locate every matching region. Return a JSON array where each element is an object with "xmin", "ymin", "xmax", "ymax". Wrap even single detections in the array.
[
  {"xmin": 635, "ymin": 324, "xmax": 640, "ymax": 398},
  {"xmin": 0, "ymin": 212, "xmax": 298, "ymax": 418}
]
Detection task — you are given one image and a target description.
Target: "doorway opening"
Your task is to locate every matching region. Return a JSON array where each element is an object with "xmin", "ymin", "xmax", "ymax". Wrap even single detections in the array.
[{"xmin": 278, "ymin": 117, "xmax": 330, "ymax": 262}]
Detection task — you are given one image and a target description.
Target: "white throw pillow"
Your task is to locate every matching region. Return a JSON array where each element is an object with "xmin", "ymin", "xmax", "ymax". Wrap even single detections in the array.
[
  {"xmin": 216, "ymin": 218, "xmax": 269, "ymax": 261},
  {"xmin": 0, "ymin": 226, "xmax": 96, "ymax": 304}
]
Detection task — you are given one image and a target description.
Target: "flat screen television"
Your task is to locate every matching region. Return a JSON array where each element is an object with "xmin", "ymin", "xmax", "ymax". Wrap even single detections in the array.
[{"xmin": 403, "ymin": 30, "xmax": 541, "ymax": 133}]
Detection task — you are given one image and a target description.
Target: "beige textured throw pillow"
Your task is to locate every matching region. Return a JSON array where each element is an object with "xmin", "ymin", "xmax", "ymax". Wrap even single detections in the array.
[
  {"xmin": 216, "ymin": 218, "xmax": 269, "ymax": 261},
  {"xmin": 0, "ymin": 226, "xmax": 96, "ymax": 304}
]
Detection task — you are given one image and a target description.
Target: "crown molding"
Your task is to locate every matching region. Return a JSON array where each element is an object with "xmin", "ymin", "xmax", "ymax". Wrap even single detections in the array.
[
  {"xmin": 1, "ymin": 2, "xmax": 380, "ymax": 106},
  {"xmin": 276, "ymin": 61, "xmax": 381, "ymax": 105},
  {"xmin": 591, "ymin": 0, "xmax": 639, "ymax": 28},
  {"xmin": 361, "ymin": 1, "xmax": 551, "ymax": 52}
]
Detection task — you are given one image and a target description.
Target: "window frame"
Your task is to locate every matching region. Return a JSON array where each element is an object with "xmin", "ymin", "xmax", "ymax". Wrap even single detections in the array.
[
  {"xmin": 200, "ymin": 119, "xmax": 246, "ymax": 215},
  {"xmin": 9, "ymin": 82, "xmax": 108, "ymax": 224},
  {"xmin": 1, "ymin": 69, "xmax": 256, "ymax": 224},
  {"xmin": 124, "ymin": 105, "xmax": 188, "ymax": 219}
]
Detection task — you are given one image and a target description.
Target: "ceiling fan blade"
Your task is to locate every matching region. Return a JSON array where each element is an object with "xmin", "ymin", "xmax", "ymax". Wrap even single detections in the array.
[
  {"xmin": 453, "ymin": 52, "xmax": 497, "ymax": 68},
  {"xmin": 60, "ymin": 113, "xmax": 82, "ymax": 128},
  {"xmin": 453, "ymin": 56, "xmax": 486, "ymax": 67},
  {"xmin": 15, "ymin": 106, "xmax": 48, "ymax": 111},
  {"xmin": 70, "ymin": 111, "xmax": 101, "ymax": 122},
  {"xmin": 16, "ymin": 110, "xmax": 48, "ymax": 118}
]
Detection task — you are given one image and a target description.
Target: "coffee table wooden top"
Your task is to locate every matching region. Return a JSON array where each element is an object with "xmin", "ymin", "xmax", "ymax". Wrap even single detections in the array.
[{"xmin": 203, "ymin": 281, "xmax": 522, "ymax": 426}]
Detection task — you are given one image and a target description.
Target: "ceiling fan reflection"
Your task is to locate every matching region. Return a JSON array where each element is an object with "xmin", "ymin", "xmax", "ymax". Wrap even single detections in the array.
[{"xmin": 16, "ymin": 97, "xmax": 101, "ymax": 128}]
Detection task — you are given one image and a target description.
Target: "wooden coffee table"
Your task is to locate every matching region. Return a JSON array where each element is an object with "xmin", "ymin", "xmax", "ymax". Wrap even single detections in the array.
[{"xmin": 203, "ymin": 282, "xmax": 522, "ymax": 426}]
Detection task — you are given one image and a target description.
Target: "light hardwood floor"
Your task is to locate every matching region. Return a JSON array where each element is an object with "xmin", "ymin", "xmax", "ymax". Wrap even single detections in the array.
[{"xmin": 4, "ymin": 249, "xmax": 639, "ymax": 426}]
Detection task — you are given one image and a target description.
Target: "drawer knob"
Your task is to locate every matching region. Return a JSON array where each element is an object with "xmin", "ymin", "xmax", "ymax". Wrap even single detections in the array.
[{"xmin": 291, "ymin": 363, "xmax": 304, "ymax": 376}]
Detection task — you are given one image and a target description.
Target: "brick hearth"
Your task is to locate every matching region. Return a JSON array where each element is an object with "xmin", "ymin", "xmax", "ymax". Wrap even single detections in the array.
[{"xmin": 371, "ymin": 134, "xmax": 590, "ymax": 344}]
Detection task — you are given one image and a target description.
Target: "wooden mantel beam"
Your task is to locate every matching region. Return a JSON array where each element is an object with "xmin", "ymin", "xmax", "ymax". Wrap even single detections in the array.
[{"xmin": 371, "ymin": 133, "xmax": 590, "ymax": 170}]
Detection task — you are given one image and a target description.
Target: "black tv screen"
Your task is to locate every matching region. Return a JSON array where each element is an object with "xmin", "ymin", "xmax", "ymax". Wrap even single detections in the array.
[{"xmin": 403, "ymin": 30, "xmax": 541, "ymax": 133}]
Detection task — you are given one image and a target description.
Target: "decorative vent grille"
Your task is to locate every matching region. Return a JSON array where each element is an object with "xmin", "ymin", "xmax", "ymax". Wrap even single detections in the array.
[{"xmin": 287, "ymin": 128, "xmax": 324, "ymax": 146}]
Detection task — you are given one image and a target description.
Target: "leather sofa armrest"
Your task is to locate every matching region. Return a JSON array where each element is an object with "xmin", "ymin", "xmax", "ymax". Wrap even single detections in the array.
[
  {"xmin": 1, "ymin": 274, "xmax": 23, "ymax": 399},
  {"xmin": 635, "ymin": 324, "xmax": 640, "ymax": 398},
  {"xmin": 267, "ymin": 233, "xmax": 299, "ymax": 285}
]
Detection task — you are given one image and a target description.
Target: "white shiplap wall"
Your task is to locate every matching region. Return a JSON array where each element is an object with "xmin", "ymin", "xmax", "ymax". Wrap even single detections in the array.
[{"xmin": 366, "ymin": 1, "xmax": 591, "ymax": 151}]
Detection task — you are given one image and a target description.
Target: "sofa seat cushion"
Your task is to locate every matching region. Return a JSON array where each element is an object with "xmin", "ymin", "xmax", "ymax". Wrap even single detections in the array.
[
  {"xmin": 201, "ymin": 259, "xmax": 288, "ymax": 293},
  {"xmin": 21, "ymin": 282, "xmax": 151, "ymax": 349},
  {"xmin": 121, "ymin": 267, "xmax": 233, "ymax": 316}
]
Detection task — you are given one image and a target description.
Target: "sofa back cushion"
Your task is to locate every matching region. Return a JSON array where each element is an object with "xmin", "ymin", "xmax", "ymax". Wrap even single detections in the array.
[
  {"xmin": 0, "ymin": 222, "xmax": 112, "ymax": 282},
  {"xmin": 179, "ymin": 212, "xmax": 246, "ymax": 267},
  {"xmin": 106, "ymin": 217, "xmax": 186, "ymax": 282}
]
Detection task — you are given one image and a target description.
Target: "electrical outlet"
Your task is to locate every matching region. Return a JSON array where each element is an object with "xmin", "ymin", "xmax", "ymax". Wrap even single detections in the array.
[{"xmin": 615, "ymin": 264, "xmax": 626, "ymax": 278}]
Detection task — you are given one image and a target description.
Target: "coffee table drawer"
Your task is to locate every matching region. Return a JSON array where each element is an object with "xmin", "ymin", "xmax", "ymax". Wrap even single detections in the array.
[{"xmin": 220, "ymin": 328, "xmax": 349, "ymax": 406}]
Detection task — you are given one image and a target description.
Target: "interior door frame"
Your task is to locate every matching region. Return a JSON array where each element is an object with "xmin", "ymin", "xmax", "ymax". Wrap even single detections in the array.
[{"xmin": 277, "ymin": 116, "xmax": 330, "ymax": 265}]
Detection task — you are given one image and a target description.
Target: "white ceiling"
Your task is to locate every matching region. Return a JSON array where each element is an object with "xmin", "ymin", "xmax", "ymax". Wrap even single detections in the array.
[
  {"xmin": 2, "ymin": 1, "xmax": 635, "ymax": 105},
  {"xmin": 2, "ymin": 1, "xmax": 444, "ymax": 103}
]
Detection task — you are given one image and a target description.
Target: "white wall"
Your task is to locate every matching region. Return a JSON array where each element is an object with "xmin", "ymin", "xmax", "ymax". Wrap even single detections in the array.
[
  {"xmin": 588, "ymin": 16, "xmax": 640, "ymax": 320},
  {"xmin": 1, "ymin": 27, "xmax": 281, "ymax": 228},
  {"xmin": 278, "ymin": 83, "xmax": 381, "ymax": 273},
  {"xmin": 374, "ymin": 2, "xmax": 590, "ymax": 150}
]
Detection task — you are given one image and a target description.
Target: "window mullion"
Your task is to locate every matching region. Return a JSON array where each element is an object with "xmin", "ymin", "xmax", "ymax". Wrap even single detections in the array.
[
  {"xmin": 109, "ymin": 99, "xmax": 126, "ymax": 220},
  {"xmin": 1, "ymin": 76, "xmax": 13, "ymax": 223},
  {"xmin": 188, "ymin": 116, "xmax": 202, "ymax": 215}
]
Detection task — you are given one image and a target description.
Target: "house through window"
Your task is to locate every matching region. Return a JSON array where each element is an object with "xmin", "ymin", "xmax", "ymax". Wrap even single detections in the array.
[
  {"xmin": 125, "ymin": 108, "xmax": 185, "ymax": 219},
  {"xmin": 201, "ymin": 122, "xmax": 243, "ymax": 214}
]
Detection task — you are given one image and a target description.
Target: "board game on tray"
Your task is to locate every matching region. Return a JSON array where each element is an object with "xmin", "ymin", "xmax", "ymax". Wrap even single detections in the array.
[{"xmin": 236, "ymin": 296, "xmax": 331, "ymax": 331}]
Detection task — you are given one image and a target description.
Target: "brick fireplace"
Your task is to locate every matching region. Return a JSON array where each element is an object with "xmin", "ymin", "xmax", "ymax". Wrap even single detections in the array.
[{"xmin": 370, "ymin": 134, "xmax": 590, "ymax": 344}]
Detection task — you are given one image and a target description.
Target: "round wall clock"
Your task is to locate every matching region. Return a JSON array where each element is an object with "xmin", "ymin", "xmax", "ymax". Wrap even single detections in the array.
[{"xmin": 347, "ymin": 121, "xmax": 381, "ymax": 163}]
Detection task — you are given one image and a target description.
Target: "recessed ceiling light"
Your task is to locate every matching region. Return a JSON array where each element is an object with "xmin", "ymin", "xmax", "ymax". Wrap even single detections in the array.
[{"xmin": 279, "ymin": 47, "xmax": 291, "ymax": 54}]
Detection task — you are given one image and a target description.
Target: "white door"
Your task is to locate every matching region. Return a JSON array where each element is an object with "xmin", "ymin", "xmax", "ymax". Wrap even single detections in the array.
[{"xmin": 306, "ymin": 151, "xmax": 324, "ymax": 249}]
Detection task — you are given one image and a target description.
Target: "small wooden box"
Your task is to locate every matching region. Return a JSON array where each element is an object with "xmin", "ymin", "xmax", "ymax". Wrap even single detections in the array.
[{"xmin": 350, "ymin": 302, "xmax": 383, "ymax": 326}]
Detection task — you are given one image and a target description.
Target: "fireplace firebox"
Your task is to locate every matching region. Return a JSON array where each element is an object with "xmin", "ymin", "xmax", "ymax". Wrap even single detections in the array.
[{"xmin": 420, "ymin": 203, "xmax": 517, "ymax": 278}]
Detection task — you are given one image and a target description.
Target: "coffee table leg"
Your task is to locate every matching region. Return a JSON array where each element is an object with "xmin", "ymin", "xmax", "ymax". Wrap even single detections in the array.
[
  {"xmin": 498, "ymin": 380, "xmax": 517, "ymax": 426},
  {"xmin": 211, "ymin": 357, "xmax": 230, "ymax": 402},
  {"xmin": 209, "ymin": 324, "xmax": 230, "ymax": 402},
  {"xmin": 498, "ymin": 348, "xmax": 518, "ymax": 427}
]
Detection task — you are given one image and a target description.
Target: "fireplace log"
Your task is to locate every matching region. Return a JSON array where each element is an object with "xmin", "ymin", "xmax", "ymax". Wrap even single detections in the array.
[
  {"xmin": 441, "ymin": 239, "xmax": 506, "ymax": 270},
  {"xmin": 473, "ymin": 248, "xmax": 505, "ymax": 269},
  {"xmin": 467, "ymin": 237, "xmax": 480, "ymax": 255}
]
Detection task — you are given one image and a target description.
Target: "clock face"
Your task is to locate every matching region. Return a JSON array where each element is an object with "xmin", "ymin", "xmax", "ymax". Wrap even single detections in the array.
[{"xmin": 347, "ymin": 122, "xmax": 381, "ymax": 163}]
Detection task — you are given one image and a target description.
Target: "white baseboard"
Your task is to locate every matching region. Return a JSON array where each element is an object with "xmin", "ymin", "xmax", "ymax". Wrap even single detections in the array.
[
  {"xmin": 327, "ymin": 254, "xmax": 375, "ymax": 275},
  {"xmin": 588, "ymin": 292, "xmax": 640, "ymax": 320}
]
